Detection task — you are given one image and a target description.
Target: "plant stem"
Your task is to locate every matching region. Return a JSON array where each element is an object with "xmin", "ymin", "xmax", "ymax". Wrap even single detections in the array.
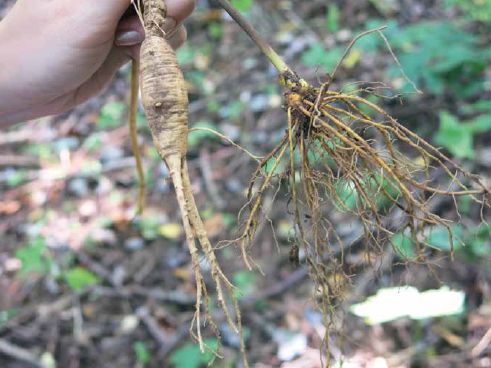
[
  {"xmin": 214, "ymin": 0, "xmax": 309, "ymax": 90},
  {"xmin": 129, "ymin": 60, "xmax": 145, "ymax": 214}
]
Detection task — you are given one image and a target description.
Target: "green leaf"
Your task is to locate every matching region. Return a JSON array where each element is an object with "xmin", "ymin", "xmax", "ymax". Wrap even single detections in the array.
[
  {"xmin": 185, "ymin": 71, "xmax": 205, "ymax": 92},
  {"xmin": 334, "ymin": 180, "xmax": 359, "ymax": 211},
  {"xmin": 468, "ymin": 114, "xmax": 491, "ymax": 134},
  {"xmin": 97, "ymin": 102, "xmax": 125, "ymax": 130},
  {"xmin": 208, "ymin": 22, "xmax": 223, "ymax": 40},
  {"xmin": 425, "ymin": 225, "xmax": 464, "ymax": 252},
  {"xmin": 231, "ymin": 0, "xmax": 253, "ymax": 13},
  {"xmin": 391, "ymin": 233, "xmax": 416, "ymax": 260},
  {"xmin": 222, "ymin": 101, "xmax": 245, "ymax": 120},
  {"xmin": 445, "ymin": 0, "xmax": 491, "ymax": 22},
  {"xmin": 15, "ymin": 237, "xmax": 52, "ymax": 276},
  {"xmin": 221, "ymin": 213, "xmax": 236, "ymax": 228},
  {"xmin": 352, "ymin": 30, "xmax": 382, "ymax": 53},
  {"xmin": 462, "ymin": 101, "xmax": 491, "ymax": 115},
  {"xmin": 64, "ymin": 267, "xmax": 100, "ymax": 291},
  {"xmin": 467, "ymin": 224, "xmax": 491, "ymax": 257},
  {"xmin": 176, "ymin": 44, "xmax": 195, "ymax": 65},
  {"xmin": 170, "ymin": 339, "xmax": 218, "ymax": 368},
  {"xmin": 137, "ymin": 217, "xmax": 161, "ymax": 240},
  {"xmin": 262, "ymin": 155, "xmax": 285, "ymax": 175},
  {"xmin": 325, "ymin": 4, "xmax": 340, "ymax": 33},
  {"xmin": 301, "ymin": 43, "xmax": 344, "ymax": 74},
  {"xmin": 367, "ymin": 175, "xmax": 401, "ymax": 210},
  {"xmin": 207, "ymin": 100, "xmax": 221, "ymax": 114},
  {"xmin": 6, "ymin": 170, "xmax": 28, "ymax": 188},
  {"xmin": 369, "ymin": 0, "xmax": 399, "ymax": 15},
  {"xmin": 386, "ymin": 21, "xmax": 490, "ymax": 96},
  {"xmin": 0, "ymin": 309, "xmax": 18, "ymax": 327},
  {"xmin": 434, "ymin": 111, "xmax": 474, "ymax": 159},
  {"xmin": 82, "ymin": 135, "xmax": 103, "ymax": 152},
  {"xmin": 134, "ymin": 341, "xmax": 151, "ymax": 365},
  {"xmin": 24, "ymin": 144, "xmax": 54, "ymax": 161},
  {"xmin": 233, "ymin": 271, "xmax": 257, "ymax": 299}
]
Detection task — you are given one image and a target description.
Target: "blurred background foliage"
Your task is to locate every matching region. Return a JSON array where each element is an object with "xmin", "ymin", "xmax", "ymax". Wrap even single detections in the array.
[{"xmin": 1, "ymin": 0, "xmax": 491, "ymax": 367}]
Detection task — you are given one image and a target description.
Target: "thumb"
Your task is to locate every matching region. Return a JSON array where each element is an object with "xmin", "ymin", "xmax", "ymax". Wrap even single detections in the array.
[
  {"xmin": 86, "ymin": 0, "xmax": 133, "ymax": 25},
  {"xmin": 105, "ymin": 0, "xmax": 132, "ymax": 14},
  {"xmin": 54, "ymin": 47, "xmax": 131, "ymax": 112}
]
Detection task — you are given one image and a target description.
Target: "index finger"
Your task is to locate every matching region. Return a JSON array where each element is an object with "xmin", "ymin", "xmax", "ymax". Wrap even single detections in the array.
[
  {"xmin": 165, "ymin": 0, "xmax": 196, "ymax": 24},
  {"xmin": 123, "ymin": 0, "xmax": 195, "ymax": 24}
]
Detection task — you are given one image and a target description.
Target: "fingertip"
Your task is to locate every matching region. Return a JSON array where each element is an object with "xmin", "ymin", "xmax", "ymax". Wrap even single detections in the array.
[
  {"xmin": 116, "ymin": 15, "xmax": 145, "ymax": 47},
  {"xmin": 117, "ymin": 15, "xmax": 144, "ymax": 33},
  {"xmin": 165, "ymin": 0, "xmax": 196, "ymax": 24},
  {"xmin": 168, "ymin": 26, "xmax": 187, "ymax": 50}
]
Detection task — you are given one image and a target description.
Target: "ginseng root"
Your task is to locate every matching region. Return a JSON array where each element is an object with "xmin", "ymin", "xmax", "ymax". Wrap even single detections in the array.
[
  {"xmin": 213, "ymin": 2, "xmax": 490, "ymax": 360},
  {"xmin": 138, "ymin": 0, "xmax": 243, "ymax": 357}
]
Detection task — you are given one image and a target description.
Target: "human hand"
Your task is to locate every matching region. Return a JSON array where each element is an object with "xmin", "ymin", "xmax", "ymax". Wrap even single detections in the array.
[{"xmin": 0, "ymin": 0, "xmax": 195, "ymax": 127}]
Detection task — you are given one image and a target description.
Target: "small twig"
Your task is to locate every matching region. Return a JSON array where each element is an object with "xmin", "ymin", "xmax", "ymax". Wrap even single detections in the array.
[
  {"xmin": 136, "ymin": 306, "xmax": 190, "ymax": 359},
  {"xmin": 100, "ymin": 156, "xmax": 138, "ymax": 173},
  {"xmin": 37, "ymin": 295, "xmax": 74, "ymax": 321},
  {"xmin": 471, "ymin": 326, "xmax": 491, "ymax": 357},
  {"xmin": 0, "ymin": 294, "xmax": 79, "ymax": 334},
  {"xmin": 131, "ymin": 286, "xmax": 196, "ymax": 305},
  {"xmin": 72, "ymin": 295, "xmax": 84, "ymax": 343},
  {"xmin": 76, "ymin": 252, "xmax": 116, "ymax": 287},
  {"xmin": 189, "ymin": 127, "xmax": 262, "ymax": 162},
  {"xmin": 0, "ymin": 155, "xmax": 40, "ymax": 168},
  {"xmin": 159, "ymin": 327, "xmax": 189, "ymax": 360},
  {"xmin": 0, "ymin": 130, "xmax": 33, "ymax": 145},
  {"xmin": 136, "ymin": 307, "xmax": 170, "ymax": 347},
  {"xmin": 128, "ymin": 59, "xmax": 146, "ymax": 214},
  {"xmin": 92, "ymin": 285, "xmax": 195, "ymax": 306},
  {"xmin": 376, "ymin": 29, "xmax": 423, "ymax": 94},
  {"xmin": 0, "ymin": 338, "xmax": 42, "ymax": 367},
  {"xmin": 133, "ymin": 256, "xmax": 157, "ymax": 284}
]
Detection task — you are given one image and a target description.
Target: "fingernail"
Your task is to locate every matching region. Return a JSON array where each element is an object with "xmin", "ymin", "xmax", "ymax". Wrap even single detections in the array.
[
  {"xmin": 162, "ymin": 18, "xmax": 177, "ymax": 34},
  {"xmin": 115, "ymin": 30, "xmax": 144, "ymax": 46}
]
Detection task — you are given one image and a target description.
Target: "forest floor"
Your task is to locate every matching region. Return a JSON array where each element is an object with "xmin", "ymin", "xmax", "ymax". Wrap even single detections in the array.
[{"xmin": 1, "ymin": 0, "xmax": 491, "ymax": 367}]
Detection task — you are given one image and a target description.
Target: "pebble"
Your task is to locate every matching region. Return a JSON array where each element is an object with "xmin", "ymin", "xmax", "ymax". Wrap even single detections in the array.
[
  {"xmin": 219, "ymin": 323, "xmax": 242, "ymax": 348},
  {"xmin": 90, "ymin": 228, "xmax": 117, "ymax": 245},
  {"xmin": 111, "ymin": 265, "xmax": 126, "ymax": 287},
  {"xmin": 124, "ymin": 237, "xmax": 145, "ymax": 252},
  {"xmin": 164, "ymin": 246, "xmax": 187, "ymax": 268},
  {"xmin": 67, "ymin": 177, "xmax": 90, "ymax": 197},
  {"xmin": 250, "ymin": 95, "xmax": 269, "ymax": 112},
  {"xmin": 99, "ymin": 146, "xmax": 124, "ymax": 166},
  {"xmin": 53, "ymin": 137, "xmax": 80, "ymax": 153},
  {"xmin": 225, "ymin": 178, "xmax": 243, "ymax": 194}
]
